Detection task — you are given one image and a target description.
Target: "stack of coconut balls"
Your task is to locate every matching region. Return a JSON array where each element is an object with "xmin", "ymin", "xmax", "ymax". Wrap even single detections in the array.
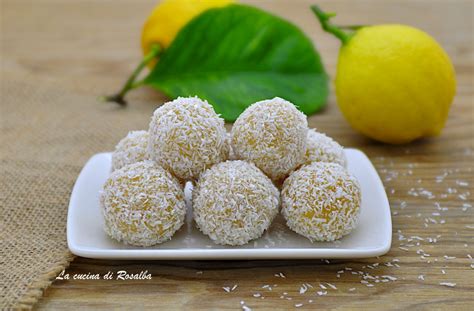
[{"xmin": 100, "ymin": 97, "xmax": 361, "ymax": 247}]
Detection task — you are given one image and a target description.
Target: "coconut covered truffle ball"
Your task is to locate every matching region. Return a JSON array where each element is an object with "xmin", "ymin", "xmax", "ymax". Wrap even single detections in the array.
[
  {"xmin": 100, "ymin": 161, "xmax": 186, "ymax": 246},
  {"xmin": 231, "ymin": 97, "xmax": 308, "ymax": 181},
  {"xmin": 111, "ymin": 130, "xmax": 150, "ymax": 171},
  {"xmin": 282, "ymin": 162, "xmax": 361, "ymax": 242},
  {"xmin": 193, "ymin": 161, "xmax": 280, "ymax": 246},
  {"xmin": 148, "ymin": 97, "xmax": 228, "ymax": 180},
  {"xmin": 303, "ymin": 129, "xmax": 347, "ymax": 167}
]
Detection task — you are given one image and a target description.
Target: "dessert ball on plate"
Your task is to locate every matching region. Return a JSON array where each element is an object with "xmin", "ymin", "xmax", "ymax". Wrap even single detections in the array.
[
  {"xmin": 193, "ymin": 160, "xmax": 279, "ymax": 246},
  {"xmin": 111, "ymin": 130, "xmax": 150, "ymax": 171},
  {"xmin": 303, "ymin": 129, "xmax": 347, "ymax": 167},
  {"xmin": 100, "ymin": 161, "xmax": 186, "ymax": 246},
  {"xmin": 148, "ymin": 96, "xmax": 228, "ymax": 181},
  {"xmin": 231, "ymin": 97, "xmax": 308, "ymax": 181},
  {"xmin": 281, "ymin": 162, "xmax": 361, "ymax": 242}
]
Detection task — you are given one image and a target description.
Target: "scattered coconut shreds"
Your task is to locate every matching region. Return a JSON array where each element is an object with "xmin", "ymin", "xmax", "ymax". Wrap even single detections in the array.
[
  {"xmin": 349, "ymin": 288, "xmax": 356, "ymax": 292},
  {"xmin": 418, "ymin": 275, "xmax": 425, "ymax": 281},
  {"xmin": 317, "ymin": 291, "xmax": 327, "ymax": 296},
  {"xmin": 456, "ymin": 180, "xmax": 469, "ymax": 187},
  {"xmin": 223, "ymin": 285, "xmax": 238, "ymax": 293},
  {"xmin": 440, "ymin": 282, "xmax": 456, "ymax": 288},
  {"xmin": 319, "ymin": 284, "xmax": 327, "ymax": 290},
  {"xmin": 295, "ymin": 303, "xmax": 304, "ymax": 308},
  {"xmin": 253, "ymin": 293, "xmax": 261, "ymax": 298},
  {"xmin": 242, "ymin": 306, "xmax": 252, "ymax": 311},
  {"xmin": 444, "ymin": 255, "xmax": 456, "ymax": 260},
  {"xmin": 381, "ymin": 275, "xmax": 397, "ymax": 281},
  {"xmin": 326, "ymin": 283, "xmax": 338, "ymax": 290},
  {"xmin": 196, "ymin": 271, "xmax": 203, "ymax": 275}
]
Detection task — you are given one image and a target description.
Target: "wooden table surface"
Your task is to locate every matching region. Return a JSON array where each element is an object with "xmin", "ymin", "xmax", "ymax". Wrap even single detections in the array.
[{"xmin": 3, "ymin": 0, "xmax": 473, "ymax": 309}]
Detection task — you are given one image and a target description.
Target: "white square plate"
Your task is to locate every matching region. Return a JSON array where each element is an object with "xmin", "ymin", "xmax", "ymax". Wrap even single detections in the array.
[{"xmin": 67, "ymin": 149, "xmax": 392, "ymax": 260}]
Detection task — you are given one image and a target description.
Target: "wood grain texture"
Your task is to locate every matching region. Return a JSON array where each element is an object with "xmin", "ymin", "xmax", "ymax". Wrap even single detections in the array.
[{"xmin": 2, "ymin": 0, "xmax": 473, "ymax": 309}]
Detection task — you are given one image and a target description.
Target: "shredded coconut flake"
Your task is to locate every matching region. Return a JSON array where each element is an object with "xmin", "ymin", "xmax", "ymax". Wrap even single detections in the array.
[{"xmin": 440, "ymin": 282, "xmax": 456, "ymax": 287}]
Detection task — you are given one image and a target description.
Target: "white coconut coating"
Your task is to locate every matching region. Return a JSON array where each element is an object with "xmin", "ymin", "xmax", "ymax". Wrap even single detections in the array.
[
  {"xmin": 193, "ymin": 160, "xmax": 280, "ymax": 246},
  {"xmin": 282, "ymin": 162, "xmax": 361, "ymax": 242},
  {"xmin": 111, "ymin": 130, "xmax": 150, "ymax": 171},
  {"xmin": 148, "ymin": 97, "xmax": 228, "ymax": 181},
  {"xmin": 231, "ymin": 97, "xmax": 308, "ymax": 181},
  {"xmin": 100, "ymin": 161, "xmax": 186, "ymax": 247},
  {"xmin": 303, "ymin": 129, "xmax": 347, "ymax": 167}
]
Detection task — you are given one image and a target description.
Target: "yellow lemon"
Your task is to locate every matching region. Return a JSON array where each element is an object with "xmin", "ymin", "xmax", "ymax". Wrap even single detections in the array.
[
  {"xmin": 141, "ymin": 0, "xmax": 234, "ymax": 57},
  {"xmin": 313, "ymin": 6, "xmax": 456, "ymax": 144}
]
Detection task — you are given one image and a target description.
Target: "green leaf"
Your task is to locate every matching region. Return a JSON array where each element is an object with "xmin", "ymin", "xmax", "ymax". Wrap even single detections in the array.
[{"xmin": 144, "ymin": 4, "xmax": 329, "ymax": 122}]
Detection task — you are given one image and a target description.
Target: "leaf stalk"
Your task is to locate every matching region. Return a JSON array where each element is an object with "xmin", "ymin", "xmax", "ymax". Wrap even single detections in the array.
[
  {"xmin": 311, "ymin": 5, "xmax": 353, "ymax": 44},
  {"xmin": 100, "ymin": 43, "xmax": 162, "ymax": 105}
]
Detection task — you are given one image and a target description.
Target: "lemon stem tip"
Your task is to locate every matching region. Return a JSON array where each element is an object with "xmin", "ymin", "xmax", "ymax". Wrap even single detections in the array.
[{"xmin": 311, "ymin": 5, "xmax": 352, "ymax": 44}]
